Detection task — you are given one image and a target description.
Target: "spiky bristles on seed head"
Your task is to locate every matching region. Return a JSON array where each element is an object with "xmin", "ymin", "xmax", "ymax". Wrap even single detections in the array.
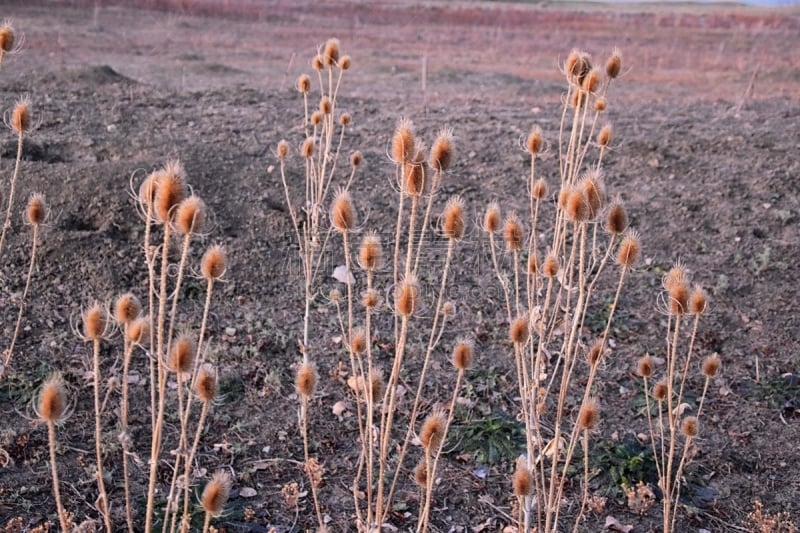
[
  {"xmin": 168, "ymin": 334, "xmax": 196, "ymax": 374},
  {"xmin": 663, "ymin": 261, "xmax": 688, "ymax": 290},
  {"xmin": 312, "ymin": 55, "xmax": 324, "ymax": 71},
  {"xmin": 526, "ymin": 125, "xmax": 543, "ymax": 155},
  {"xmin": 594, "ymin": 97, "xmax": 607, "ymax": 112},
  {"xmin": 578, "ymin": 399, "xmax": 599, "ymax": 430},
  {"xmin": 543, "ymin": 254, "xmax": 559, "ymax": 278},
  {"xmin": 668, "ymin": 281, "xmax": 690, "ymax": 317},
  {"xmin": 637, "ymin": 354, "xmax": 655, "ymax": 378},
  {"xmin": 331, "ymin": 188, "xmax": 356, "ymax": 232},
  {"xmin": 395, "ymin": 275, "xmax": 419, "ymax": 317},
  {"xmin": 319, "ymin": 96, "xmax": 332, "ymax": 115},
  {"xmin": 606, "ymin": 200, "xmax": 628, "ymax": 235},
  {"xmin": 82, "ymin": 303, "xmax": 107, "ymax": 341},
  {"xmin": 11, "ymin": 96, "xmax": 31, "ymax": 135},
  {"xmin": 154, "ymin": 161, "xmax": 186, "ymax": 223},
  {"xmin": 653, "ymin": 379, "xmax": 668, "ymax": 401},
  {"xmin": 127, "ymin": 316, "xmax": 149, "ymax": 345},
  {"xmin": 0, "ymin": 21, "xmax": 15, "ymax": 54},
  {"xmin": 509, "ymin": 316, "xmax": 530, "ymax": 345},
  {"xmin": 441, "ymin": 301, "xmax": 456, "ymax": 317},
  {"xmin": 114, "ymin": 293, "xmax": 141, "ymax": 325},
  {"xmin": 201, "ymin": 470, "xmax": 232, "ymax": 517},
  {"xmin": 276, "ymin": 140, "xmax": 289, "ymax": 160},
  {"xmin": 442, "ymin": 196, "xmax": 465, "ymax": 240},
  {"xmin": 139, "ymin": 170, "xmax": 163, "ymax": 211},
  {"xmin": 617, "ymin": 230, "xmax": 640, "ymax": 269},
  {"xmin": 349, "ymin": 328, "xmax": 367, "ymax": 354},
  {"xmin": 37, "ymin": 374, "xmax": 67, "ymax": 423},
  {"xmin": 702, "ymin": 353, "xmax": 721, "ymax": 378},
  {"xmin": 26, "ymin": 193, "xmax": 46, "ymax": 225},
  {"xmin": 689, "ymin": 285, "xmax": 708, "ymax": 315},
  {"xmin": 580, "ymin": 171, "xmax": 605, "ymax": 219},
  {"xmin": 196, "ymin": 363, "xmax": 218, "ymax": 402},
  {"xmin": 581, "ymin": 67, "xmax": 601, "ymax": 93},
  {"xmin": 201, "ymin": 245, "xmax": 227, "ymax": 282},
  {"xmin": 483, "ymin": 202, "xmax": 501, "ymax": 233},
  {"xmin": 565, "ymin": 49, "xmax": 592, "ymax": 85},
  {"xmin": 503, "ymin": 213, "xmax": 524, "ymax": 252},
  {"xmin": 413, "ymin": 461, "xmax": 428, "ymax": 487},
  {"xmin": 358, "ymin": 232, "xmax": 382, "ymax": 271},
  {"xmin": 429, "ymin": 125, "xmax": 454, "ymax": 172},
  {"xmin": 391, "ymin": 118, "xmax": 415, "ymax": 165},
  {"xmin": 323, "ymin": 38, "xmax": 340, "ymax": 66},
  {"xmin": 512, "ymin": 463, "xmax": 533, "ymax": 497},
  {"xmin": 587, "ymin": 339, "xmax": 604, "ymax": 366},
  {"xmin": 367, "ymin": 369, "xmax": 384, "ymax": 403},
  {"xmin": 597, "ymin": 124, "xmax": 613, "ymax": 148},
  {"xmin": 296, "ymin": 74, "xmax": 311, "ymax": 94},
  {"xmin": 681, "ymin": 416, "xmax": 699, "ymax": 438},
  {"xmin": 528, "ymin": 254, "xmax": 539, "ymax": 275},
  {"xmin": 452, "ymin": 337, "xmax": 474, "ymax": 371},
  {"xmin": 362, "ymin": 288, "xmax": 380, "ymax": 309},
  {"xmin": 565, "ymin": 187, "xmax": 589, "ymax": 223},
  {"xmin": 301, "ymin": 137, "xmax": 314, "ymax": 158},
  {"xmin": 339, "ymin": 55, "xmax": 352, "ymax": 70},
  {"xmin": 532, "ymin": 178, "xmax": 548, "ymax": 200},
  {"xmin": 350, "ymin": 151, "xmax": 362, "ymax": 167},
  {"xmin": 402, "ymin": 142, "xmax": 426, "ymax": 196},
  {"xmin": 606, "ymin": 47, "xmax": 622, "ymax": 79},
  {"xmin": 419, "ymin": 410, "xmax": 446, "ymax": 450},
  {"xmin": 174, "ymin": 195, "xmax": 205, "ymax": 236},
  {"xmin": 295, "ymin": 362, "xmax": 317, "ymax": 398},
  {"xmin": 310, "ymin": 111, "xmax": 323, "ymax": 126},
  {"xmin": 339, "ymin": 112, "xmax": 351, "ymax": 126},
  {"xmin": 558, "ymin": 187, "xmax": 569, "ymax": 210}
]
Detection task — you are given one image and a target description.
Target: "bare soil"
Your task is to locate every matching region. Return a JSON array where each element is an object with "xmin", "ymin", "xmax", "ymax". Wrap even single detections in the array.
[{"xmin": 1, "ymin": 1, "xmax": 799, "ymax": 531}]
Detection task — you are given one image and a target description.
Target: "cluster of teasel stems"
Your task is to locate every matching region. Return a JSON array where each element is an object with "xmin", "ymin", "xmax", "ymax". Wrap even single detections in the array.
[{"xmin": 279, "ymin": 38, "xmax": 472, "ymax": 531}]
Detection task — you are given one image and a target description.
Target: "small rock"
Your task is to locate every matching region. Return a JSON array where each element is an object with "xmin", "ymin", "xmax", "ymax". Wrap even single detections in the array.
[{"xmin": 225, "ymin": 327, "xmax": 236, "ymax": 336}]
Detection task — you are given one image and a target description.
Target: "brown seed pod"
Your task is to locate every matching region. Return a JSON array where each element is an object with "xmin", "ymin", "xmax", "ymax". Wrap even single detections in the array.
[
  {"xmin": 441, "ymin": 301, "xmax": 456, "ymax": 317},
  {"xmin": 339, "ymin": 112, "xmax": 351, "ymax": 126},
  {"xmin": 637, "ymin": 354, "xmax": 655, "ymax": 378},
  {"xmin": 605, "ymin": 201, "xmax": 628, "ymax": 235},
  {"xmin": 663, "ymin": 262, "xmax": 688, "ymax": 291},
  {"xmin": 617, "ymin": 230, "xmax": 640, "ymax": 269},
  {"xmin": 301, "ymin": 137, "xmax": 314, "ymax": 158},
  {"xmin": 11, "ymin": 96, "xmax": 30, "ymax": 134},
  {"xmin": 597, "ymin": 124, "xmax": 613, "ymax": 148},
  {"xmin": 154, "ymin": 161, "xmax": 186, "ymax": 223},
  {"xmin": 452, "ymin": 337, "xmax": 474, "ymax": 371},
  {"xmin": 310, "ymin": 110, "xmax": 323, "ymax": 126},
  {"xmin": 127, "ymin": 316, "xmax": 149, "ymax": 346},
  {"xmin": 331, "ymin": 188, "xmax": 356, "ymax": 232},
  {"xmin": 565, "ymin": 188, "xmax": 589, "ymax": 223},
  {"xmin": 349, "ymin": 329, "xmax": 367, "ymax": 354},
  {"xmin": 174, "ymin": 195, "xmax": 205, "ymax": 236},
  {"xmin": 37, "ymin": 374, "xmax": 67, "ymax": 423},
  {"xmin": 580, "ymin": 172, "xmax": 605, "ymax": 220},
  {"xmin": 392, "ymin": 118, "xmax": 415, "ymax": 165},
  {"xmin": 26, "ymin": 193, "xmax": 46, "ymax": 225},
  {"xmin": 201, "ymin": 245, "xmax": 227, "ymax": 282},
  {"xmin": 168, "ymin": 335, "xmax": 196, "ymax": 374},
  {"xmin": 653, "ymin": 379, "xmax": 669, "ymax": 401},
  {"xmin": 587, "ymin": 339, "xmax": 604, "ymax": 366},
  {"xmin": 296, "ymin": 74, "xmax": 311, "ymax": 94},
  {"xmin": 0, "ymin": 22, "xmax": 15, "ymax": 54},
  {"xmin": 350, "ymin": 151, "xmax": 362, "ymax": 167},
  {"xmin": 429, "ymin": 126, "xmax": 454, "ymax": 172},
  {"xmin": 503, "ymin": 214, "xmax": 524, "ymax": 252},
  {"xmin": 558, "ymin": 187, "xmax": 570, "ymax": 210},
  {"xmin": 528, "ymin": 254, "xmax": 539, "ymax": 275},
  {"xmin": 442, "ymin": 196, "xmax": 465, "ymax": 241},
  {"xmin": 689, "ymin": 285, "xmax": 708, "ymax": 315},
  {"xmin": 578, "ymin": 400, "xmax": 599, "ymax": 430},
  {"xmin": 532, "ymin": 178, "xmax": 548, "ymax": 200},
  {"xmin": 681, "ymin": 416, "xmax": 699, "ymax": 438},
  {"xmin": 139, "ymin": 170, "xmax": 163, "ymax": 211},
  {"xmin": 362, "ymin": 288, "xmax": 380, "ymax": 309},
  {"xmin": 581, "ymin": 67, "xmax": 602, "ymax": 94},
  {"xmin": 312, "ymin": 55, "xmax": 324, "ymax": 71},
  {"xmin": 526, "ymin": 126, "xmax": 543, "ymax": 155},
  {"xmin": 395, "ymin": 275, "xmax": 419, "ymax": 317},
  {"xmin": 402, "ymin": 161, "xmax": 425, "ymax": 197},
  {"xmin": 566, "ymin": 49, "xmax": 592, "ymax": 85},
  {"xmin": 319, "ymin": 96, "xmax": 332, "ymax": 115},
  {"xmin": 606, "ymin": 47, "xmax": 622, "ymax": 79},
  {"xmin": 339, "ymin": 54, "xmax": 352, "ymax": 70},
  {"xmin": 295, "ymin": 362, "xmax": 318, "ymax": 398},
  {"xmin": 542, "ymin": 255, "xmax": 559, "ymax": 278},
  {"xmin": 366, "ymin": 369, "xmax": 384, "ymax": 403},
  {"xmin": 509, "ymin": 316, "xmax": 529, "ymax": 345},
  {"xmin": 702, "ymin": 353, "xmax": 721, "ymax": 378},
  {"xmin": 114, "ymin": 293, "xmax": 141, "ymax": 325},
  {"xmin": 413, "ymin": 461, "xmax": 428, "ymax": 487},
  {"xmin": 358, "ymin": 232, "xmax": 382, "ymax": 271},
  {"xmin": 483, "ymin": 202, "xmax": 501, "ymax": 233},
  {"xmin": 419, "ymin": 411, "xmax": 446, "ymax": 450},
  {"xmin": 594, "ymin": 97, "xmax": 607, "ymax": 112},
  {"xmin": 82, "ymin": 303, "xmax": 107, "ymax": 341},
  {"xmin": 195, "ymin": 363, "xmax": 218, "ymax": 402},
  {"xmin": 201, "ymin": 470, "xmax": 232, "ymax": 517},
  {"xmin": 668, "ymin": 282, "xmax": 690, "ymax": 317},
  {"xmin": 512, "ymin": 464, "xmax": 533, "ymax": 497},
  {"xmin": 323, "ymin": 38, "xmax": 340, "ymax": 66},
  {"xmin": 276, "ymin": 139, "xmax": 289, "ymax": 159}
]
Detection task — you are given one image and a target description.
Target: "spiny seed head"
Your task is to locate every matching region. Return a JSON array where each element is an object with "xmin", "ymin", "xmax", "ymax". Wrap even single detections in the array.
[
  {"xmin": 330, "ymin": 188, "xmax": 356, "ymax": 232},
  {"xmin": 528, "ymin": 254, "xmax": 539, "ymax": 275},
  {"xmin": 512, "ymin": 464, "xmax": 533, "ymax": 497},
  {"xmin": 174, "ymin": 195, "xmax": 205, "ymax": 236},
  {"xmin": 339, "ymin": 55, "xmax": 352, "ymax": 70},
  {"xmin": 403, "ymin": 160, "xmax": 425, "ymax": 197},
  {"xmin": 689, "ymin": 285, "xmax": 708, "ymax": 315},
  {"xmin": 617, "ymin": 230, "xmax": 640, "ymax": 269},
  {"xmin": 169, "ymin": 335, "xmax": 196, "ymax": 374},
  {"xmin": 37, "ymin": 374, "xmax": 67, "ymax": 423},
  {"xmin": 452, "ymin": 337, "xmax": 474, "ymax": 371},
  {"xmin": 295, "ymin": 362, "xmax": 318, "ymax": 398},
  {"xmin": 597, "ymin": 124, "xmax": 613, "ymax": 148},
  {"xmin": 637, "ymin": 354, "xmax": 655, "ymax": 378},
  {"xmin": 526, "ymin": 125, "xmax": 543, "ymax": 155},
  {"xmin": 664, "ymin": 261, "xmax": 688, "ymax": 290},
  {"xmin": 543, "ymin": 255, "xmax": 559, "ymax": 278},
  {"xmin": 702, "ymin": 353, "xmax": 721, "ymax": 378},
  {"xmin": 362, "ymin": 288, "xmax": 380, "ymax": 309},
  {"xmin": 82, "ymin": 303, "xmax": 107, "ymax": 341},
  {"xmin": 581, "ymin": 67, "xmax": 602, "ymax": 93},
  {"xmin": 196, "ymin": 363, "xmax": 218, "ymax": 402},
  {"xmin": 367, "ymin": 369, "xmax": 384, "ymax": 403},
  {"xmin": 606, "ymin": 201, "xmax": 628, "ymax": 235},
  {"xmin": 323, "ymin": 38, "xmax": 340, "ymax": 66},
  {"xmin": 339, "ymin": 112, "xmax": 351, "ymax": 126},
  {"xmin": 350, "ymin": 328, "xmax": 367, "ymax": 354},
  {"xmin": 276, "ymin": 139, "xmax": 289, "ymax": 159},
  {"xmin": 558, "ymin": 187, "xmax": 569, "ymax": 210},
  {"xmin": 319, "ymin": 96, "xmax": 332, "ymax": 115},
  {"xmin": 127, "ymin": 316, "xmax": 149, "ymax": 345},
  {"xmin": 565, "ymin": 187, "xmax": 589, "ymax": 223},
  {"xmin": 606, "ymin": 47, "xmax": 622, "ymax": 79},
  {"xmin": 329, "ymin": 288, "xmax": 341, "ymax": 302},
  {"xmin": 310, "ymin": 110, "xmax": 323, "ymax": 126},
  {"xmin": 0, "ymin": 22, "xmax": 15, "ymax": 54},
  {"xmin": 441, "ymin": 301, "xmax": 456, "ymax": 317},
  {"xmin": 392, "ymin": 118, "xmax": 415, "ymax": 164},
  {"xmin": 301, "ymin": 137, "xmax": 315, "ymax": 158},
  {"xmin": 296, "ymin": 74, "xmax": 311, "ymax": 93},
  {"xmin": 681, "ymin": 416, "xmax": 699, "ymax": 438},
  {"xmin": 532, "ymin": 178, "xmax": 548, "ymax": 200},
  {"xmin": 358, "ymin": 232, "xmax": 382, "ymax": 271},
  {"xmin": 26, "ymin": 193, "xmax": 46, "ymax": 225},
  {"xmin": 442, "ymin": 195, "xmax": 465, "ymax": 240},
  {"xmin": 201, "ymin": 470, "xmax": 232, "ymax": 517},
  {"xmin": 312, "ymin": 54, "xmax": 324, "ymax": 71},
  {"xmin": 419, "ymin": 410, "xmax": 446, "ymax": 450},
  {"xmin": 350, "ymin": 150, "xmax": 362, "ymax": 167},
  {"xmin": 578, "ymin": 400, "xmax": 599, "ymax": 430},
  {"xmin": 503, "ymin": 213, "xmax": 524, "ymax": 252},
  {"xmin": 668, "ymin": 282, "xmax": 690, "ymax": 316},
  {"xmin": 653, "ymin": 379, "xmax": 669, "ymax": 401},
  {"xmin": 139, "ymin": 170, "xmax": 163, "ymax": 211},
  {"xmin": 510, "ymin": 316, "xmax": 529, "ymax": 345},
  {"xmin": 114, "ymin": 293, "xmax": 141, "ymax": 325},
  {"xmin": 483, "ymin": 202, "xmax": 501, "ymax": 233},
  {"xmin": 429, "ymin": 125, "xmax": 454, "ymax": 172},
  {"xmin": 566, "ymin": 49, "xmax": 591, "ymax": 85},
  {"xmin": 414, "ymin": 461, "xmax": 428, "ymax": 487},
  {"xmin": 594, "ymin": 97, "xmax": 607, "ymax": 112},
  {"xmin": 11, "ymin": 96, "xmax": 31, "ymax": 134},
  {"xmin": 580, "ymin": 172, "xmax": 605, "ymax": 219},
  {"xmin": 201, "ymin": 245, "xmax": 227, "ymax": 281},
  {"xmin": 154, "ymin": 161, "xmax": 186, "ymax": 223},
  {"xmin": 395, "ymin": 275, "xmax": 419, "ymax": 317},
  {"xmin": 587, "ymin": 339, "xmax": 604, "ymax": 366}
]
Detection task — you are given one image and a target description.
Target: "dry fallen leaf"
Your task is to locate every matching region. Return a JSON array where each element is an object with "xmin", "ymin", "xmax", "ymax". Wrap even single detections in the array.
[
  {"xmin": 239, "ymin": 487, "xmax": 258, "ymax": 498},
  {"xmin": 332, "ymin": 400, "xmax": 348, "ymax": 417},
  {"xmin": 605, "ymin": 515, "xmax": 634, "ymax": 532},
  {"xmin": 333, "ymin": 265, "xmax": 354, "ymax": 284}
]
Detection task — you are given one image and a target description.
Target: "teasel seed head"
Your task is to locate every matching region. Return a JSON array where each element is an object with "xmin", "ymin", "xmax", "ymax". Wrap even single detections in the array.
[
  {"xmin": 362, "ymin": 288, "xmax": 380, "ymax": 309},
  {"xmin": 617, "ymin": 230, "xmax": 640, "ymax": 269},
  {"xmin": 296, "ymin": 74, "xmax": 311, "ymax": 94},
  {"xmin": 558, "ymin": 187, "xmax": 569, "ymax": 210},
  {"xmin": 174, "ymin": 195, "xmax": 205, "ymax": 236},
  {"xmin": 429, "ymin": 125, "xmax": 455, "ymax": 172},
  {"xmin": 154, "ymin": 160, "xmax": 187, "ymax": 223},
  {"xmin": 301, "ymin": 137, "xmax": 314, "ymax": 159},
  {"xmin": 114, "ymin": 293, "xmax": 141, "ymax": 325},
  {"xmin": 139, "ymin": 170, "xmax": 163, "ymax": 211},
  {"xmin": 512, "ymin": 463, "xmax": 533, "ymax": 497},
  {"xmin": 312, "ymin": 54, "xmax": 324, "ymax": 71},
  {"xmin": 366, "ymin": 369, "xmax": 384, "ymax": 403},
  {"xmin": 201, "ymin": 245, "xmax": 227, "ymax": 282},
  {"xmin": 82, "ymin": 303, "xmax": 107, "ymax": 341},
  {"xmin": 509, "ymin": 316, "xmax": 530, "ymax": 345},
  {"xmin": 319, "ymin": 96, "xmax": 332, "ymax": 115},
  {"xmin": 323, "ymin": 38, "xmax": 340, "ymax": 66},
  {"xmin": 483, "ymin": 202, "xmax": 501, "ymax": 233},
  {"xmin": 168, "ymin": 334, "xmax": 196, "ymax": 374},
  {"xmin": 442, "ymin": 196, "xmax": 465, "ymax": 241},
  {"xmin": 452, "ymin": 337, "xmax": 474, "ymax": 371},
  {"xmin": 605, "ymin": 200, "xmax": 628, "ymax": 235},
  {"xmin": 663, "ymin": 261, "xmax": 688, "ymax": 290},
  {"xmin": 594, "ymin": 97, "xmax": 607, "ymax": 112},
  {"xmin": 403, "ymin": 160, "xmax": 425, "ymax": 197},
  {"xmin": 276, "ymin": 139, "xmax": 289, "ymax": 160},
  {"xmin": 329, "ymin": 288, "xmax": 341, "ymax": 303},
  {"xmin": 350, "ymin": 150, "xmax": 362, "ymax": 167},
  {"xmin": 339, "ymin": 112, "xmax": 351, "ymax": 126},
  {"xmin": 310, "ymin": 110, "xmax": 323, "ymax": 126},
  {"xmin": 11, "ymin": 96, "xmax": 31, "ymax": 135},
  {"xmin": 606, "ymin": 47, "xmax": 622, "ymax": 79},
  {"xmin": 532, "ymin": 178, "xmax": 548, "ymax": 200},
  {"xmin": 597, "ymin": 124, "xmax": 613, "ymax": 148},
  {"xmin": 587, "ymin": 339, "xmax": 604, "ymax": 366},
  {"xmin": 503, "ymin": 213, "xmax": 524, "ymax": 252},
  {"xmin": 26, "ymin": 193, "xmax": 46, "ymax": 226},
  {"xmin": 689, "ymin": 285, "xmax": 708, "ymax": 315},
  {"xmin": 395, "ymin": 275, "xmax": 419, "ymax": 317},
  {"xmin": 565, "ymin": 187, "xmax": 589, "ymax": 223},
  {"xmin": 578, "ymin": 399, "xmax": 599, "ymax": 430},
  {"xmin": 581, "ymin": 67, "xmax": 602, "ymax": 94},
  {"xmin": 127, "ymin": 316, "xmax": 149, "ymax": 345},
  {"xmin": 580, "ymin": 171, "xmax": 605, "ymax": 219},
  {"xmin": 331, "ymin": 188, "xmax": 356, "ymax": 233},
  {"xmin": 441, "ymin": 301, "xmax": 456, "ymax": 317},
  {"xmin": 339, "ymin": 54, "xmax": 352, "ymax": 70},
  {"xmin": 668, "ymin": 281, "xmax": 690, "ymax": 317},
  {"xmin": 566, "ymin": 49, "xmax": 591, "ymax": 85},
  {"xmin": 637, "ymin": 354, "xmax": 655, "ymax": 378},
  {"xmin": 358, "ymin": 232, "xmax": 382, "ymax": 271},
  {"xmin": 37, "ymin": 374, "xmax": 67, "ymax": 423},
  {"xmin": 526, "ymin": 125, "xmax": 543, "ymax": 155},
  {"xmin": 681, "ymin": 416, "xmax": 699, "ymax": 438},
  {"xmin": 295, "ymin": 362, "xmax": 318, "ymax": 398},
  {"xmin": 349, "ymin": 328, "xmax": 367, "ymax": 354},
  {"xmin": 702, "ymin": 353, "xmax": 721, "ymax": 378},
  {"xmin": 391, "ymin": 117, "xmax": 415, "ymax": 165},
  {"xmin": 201, "ymin": 470, "xmax": 232, "ymax": 517},
  {"xmin": 0, "ymin": 22, "xmax": 15, "ymax": 55},
  {"xmin": 419, "ymin": 410, "xmax": 446, "ymax": 450},
  {"xmin": 543, "ymin": 254, "xmax": 559, "ymax": 278},
  {"xmin": 196, "ymin": 363, "xmax": 218, "ymax": 402},
  {"xmin": 528, "ymin": 254, "xmax": 539, "ymax": 275},
  {"xmin": 414, "ymin": 461, "xmax": 428, "ymax": 487},
  {"xmin": 653, "ymin": 379, "xmax": 669, "ymax": 402}
]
